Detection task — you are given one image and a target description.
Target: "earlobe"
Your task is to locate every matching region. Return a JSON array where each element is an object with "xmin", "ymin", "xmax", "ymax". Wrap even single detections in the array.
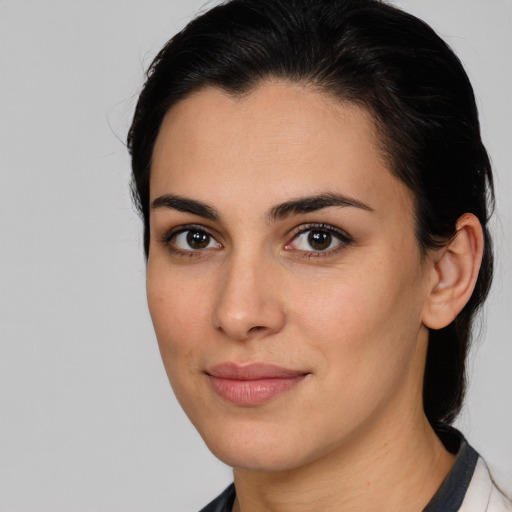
[{"xmin": 422, "ymin": 214, "xmax": 484, "ymax": 330}]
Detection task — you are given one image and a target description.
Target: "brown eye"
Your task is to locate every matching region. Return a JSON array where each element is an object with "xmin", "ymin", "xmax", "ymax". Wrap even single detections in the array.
[
  {"xmin": 171, "ymin": 228, "xmax": 222, "ymax": 252},
  {"xmin": 286, "ymin": 224, "xmax": 352, "ymax": 254},
  {"xmin": 307, "ymin": 230, "xmax": 332, "ymax": 251},
  {"xmin": 186, "ymin": 230, "xmax": 211, "ymax": 249}
]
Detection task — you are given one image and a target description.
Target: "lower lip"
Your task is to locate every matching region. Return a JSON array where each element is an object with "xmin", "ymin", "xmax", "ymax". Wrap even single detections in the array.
[{"xmin": 208, "ymin": 375, "xmax": 307, "ymax": 406}]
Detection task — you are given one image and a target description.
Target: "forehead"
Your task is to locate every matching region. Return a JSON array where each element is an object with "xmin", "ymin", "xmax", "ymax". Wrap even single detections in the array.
[{"xmin": 150, "ymin": 81, "xmax": 412, "ymax": 220}]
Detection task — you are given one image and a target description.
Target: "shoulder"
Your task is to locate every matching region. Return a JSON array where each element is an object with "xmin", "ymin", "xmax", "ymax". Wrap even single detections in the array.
[{"xmin": 459, "ymin": 457, "xmax": 512, "ymax": 512}]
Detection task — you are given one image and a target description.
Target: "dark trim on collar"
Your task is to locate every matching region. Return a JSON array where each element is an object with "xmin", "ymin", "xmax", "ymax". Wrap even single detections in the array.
[
  {"xmin": 423, "ymin": 428, "xmax": 479, "ymax": 512},
  {"xmin": 198, "ymin": 483, "xmax": 235, "ymax": 512}
]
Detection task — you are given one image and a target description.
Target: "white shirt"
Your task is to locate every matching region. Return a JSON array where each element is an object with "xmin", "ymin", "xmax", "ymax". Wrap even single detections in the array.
[{"xmin": 459, "ymin": 457, "xmax": 512, "ymax": 512}]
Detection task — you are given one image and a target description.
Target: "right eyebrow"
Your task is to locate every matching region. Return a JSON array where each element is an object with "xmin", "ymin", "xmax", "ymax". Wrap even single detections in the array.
[{"xmin": 151, "ymin": 194, "xmax": 220, "ymax": 221}]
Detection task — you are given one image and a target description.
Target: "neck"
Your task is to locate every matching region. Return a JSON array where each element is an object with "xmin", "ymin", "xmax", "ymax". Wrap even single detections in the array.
[{"xmin": 232, "ymin": 410, "xmax": 455, "ymax": 512}]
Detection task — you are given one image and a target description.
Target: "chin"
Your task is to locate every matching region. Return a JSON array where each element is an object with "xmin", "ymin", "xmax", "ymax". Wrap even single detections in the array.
[
  {"xmin": 210, "ymin": 442, "xmax": 304, "ymax": 472},
  {"xmin": 197, "ymin": 420, "xmax": 326, "ymax": 472},
  {"xmin": 196, "ymin": 425, "xmax": 298, "ymax": 471}
]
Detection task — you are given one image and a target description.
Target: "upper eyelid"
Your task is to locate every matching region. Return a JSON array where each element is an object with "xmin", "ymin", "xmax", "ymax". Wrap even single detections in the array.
[
  {"xmin": 159, "ymin": 225, "xmax": 223, "ymax": 256},
  {"xmin": 156, "ymin": 233, "xmax": 216, "ymax": 259},
  {"xmin": 159, "ymin": 223, "xmax": 220, "ymax": 243},
  {"xmin": 288, "ymin": 223, "xmax": 352, "ymax": 240}
]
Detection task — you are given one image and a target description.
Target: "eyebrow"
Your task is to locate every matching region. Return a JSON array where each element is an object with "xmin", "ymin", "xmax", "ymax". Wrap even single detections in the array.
[
  {"xmin": 151, "ymin": 192, "xmax": 373, "ymax": 222},
  {"xmin": 151, "ymin": 194, "xmax": 220, "ymax": 221},
  {"xmin": 266, "ymin": 193, "xmax": 374, "ymax": 222}
]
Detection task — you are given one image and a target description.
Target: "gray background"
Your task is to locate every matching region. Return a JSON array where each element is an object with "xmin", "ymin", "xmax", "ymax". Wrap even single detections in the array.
[{"xmin": 0, "ymin": 0, "xmax": 510, "ymax": 510}]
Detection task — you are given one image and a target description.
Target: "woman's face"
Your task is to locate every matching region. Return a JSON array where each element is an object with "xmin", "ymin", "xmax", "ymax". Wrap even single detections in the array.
[{"xmin": 147, "ymin": 82, "xmax": 435, "ymax": 472}]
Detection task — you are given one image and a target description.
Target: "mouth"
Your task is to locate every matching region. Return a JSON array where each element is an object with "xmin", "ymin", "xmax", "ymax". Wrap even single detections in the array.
[{"xmin": 206, "ymin": 362, "xmax": 309, "ymax": 406}]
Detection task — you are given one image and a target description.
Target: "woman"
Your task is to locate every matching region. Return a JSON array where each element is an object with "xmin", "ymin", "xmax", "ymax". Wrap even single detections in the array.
[{"xmin": 127, "ymin": 0, "xmax": 511, "ymax": 510}]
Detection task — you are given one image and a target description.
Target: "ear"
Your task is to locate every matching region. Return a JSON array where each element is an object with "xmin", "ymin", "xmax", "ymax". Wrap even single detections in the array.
[{"xmin": 422, "ymin": 214, "xmax": 484, "ymax": 330}]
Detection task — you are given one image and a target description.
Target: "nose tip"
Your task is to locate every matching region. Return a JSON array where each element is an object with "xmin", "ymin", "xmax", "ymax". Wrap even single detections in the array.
[{"xmin": 212, "ymin": 262, "xmax": 286, "ymax": 341}]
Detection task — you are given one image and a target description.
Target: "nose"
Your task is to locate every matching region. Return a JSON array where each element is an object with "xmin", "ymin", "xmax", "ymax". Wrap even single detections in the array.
[{"xmin": 212, "ymin": 253, "xmax": 286, "ymax": 341}]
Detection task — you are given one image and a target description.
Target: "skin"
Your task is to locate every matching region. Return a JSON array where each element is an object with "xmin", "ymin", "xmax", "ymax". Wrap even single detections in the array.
[{"xmin": 146, "ymin": 82, "xmax": 481, "ymax": 512}]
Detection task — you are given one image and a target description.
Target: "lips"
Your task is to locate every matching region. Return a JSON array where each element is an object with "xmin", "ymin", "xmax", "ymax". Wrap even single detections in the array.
[{"xmin": 206, "ymin": 363, "xmax": 309, "ymax": 406}]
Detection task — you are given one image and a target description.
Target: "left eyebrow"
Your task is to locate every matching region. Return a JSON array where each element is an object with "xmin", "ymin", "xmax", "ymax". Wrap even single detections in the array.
[{"xmin": 267, "ymin": 193, "xmax": 374, "ymax": 222}]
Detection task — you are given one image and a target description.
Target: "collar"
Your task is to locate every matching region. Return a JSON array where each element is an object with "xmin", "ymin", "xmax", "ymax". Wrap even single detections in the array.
[{"xmin": 423, "ymin": 427, "xmax": 479, "ymax": 512}]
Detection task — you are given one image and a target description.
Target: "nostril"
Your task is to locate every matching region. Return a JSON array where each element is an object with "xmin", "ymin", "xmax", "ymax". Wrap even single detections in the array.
[{"xmin": 248, "ymin": 326, "xmax": 265, "ymax": 333}]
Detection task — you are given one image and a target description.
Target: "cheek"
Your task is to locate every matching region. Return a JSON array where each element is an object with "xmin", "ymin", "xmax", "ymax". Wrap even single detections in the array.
[
  {"xmin": 295, "ymin": 253, "xmax": 426, "ymax": 383},
  {"xmin": 146, "ymin": 265, "xmax": 209, "ymax": 370},
  {"xmin": 146, "ymin": 276, "xmax": 212, "ymax": 419},
  {"xmin": 287, "ymin": 271, "xmax": 426, "ymax": 443}
]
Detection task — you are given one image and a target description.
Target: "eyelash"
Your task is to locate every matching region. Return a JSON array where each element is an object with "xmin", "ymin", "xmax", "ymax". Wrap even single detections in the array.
[
  {"xmin": 285, "ymin": 223, "xmax": 353, "ymax": 258},
  {"xmin": 159, "ymin": 224, "xmax": 222, "ymax": 257},
  {"xmin": 159, "ymin": 222, "xmax": 353, "ymax": 258}
]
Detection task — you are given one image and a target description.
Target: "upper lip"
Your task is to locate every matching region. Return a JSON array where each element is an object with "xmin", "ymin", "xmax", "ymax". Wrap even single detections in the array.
[{"xmin": 206, "ymin": 362, "xmax": 309, "ymax": 380}]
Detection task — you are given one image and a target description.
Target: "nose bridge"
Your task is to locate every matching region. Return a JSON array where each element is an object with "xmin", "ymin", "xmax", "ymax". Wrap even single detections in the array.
[{"xmin": 212, "ymin": 247, "xmax": 285, "ymax": 340}]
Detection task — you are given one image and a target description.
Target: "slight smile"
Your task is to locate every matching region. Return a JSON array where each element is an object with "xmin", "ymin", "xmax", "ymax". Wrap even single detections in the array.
[{"xmin": 206, "ymin": 363, "xmax": 310, "ymax": 406}]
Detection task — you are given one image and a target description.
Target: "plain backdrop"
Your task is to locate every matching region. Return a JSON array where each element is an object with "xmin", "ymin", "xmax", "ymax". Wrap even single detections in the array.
[{"xmin": 0, "ymin": 1, "xmax": 510, "ymax": 510}]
